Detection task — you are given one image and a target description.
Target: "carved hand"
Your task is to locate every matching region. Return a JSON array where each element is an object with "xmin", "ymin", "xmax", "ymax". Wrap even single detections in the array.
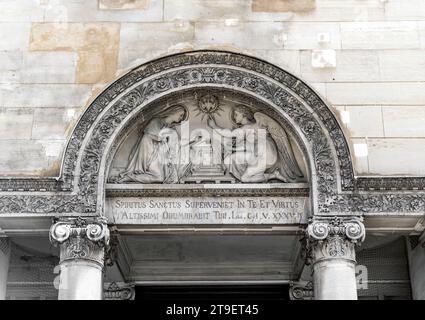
[{"xmin": 207, "ymin": 115, "xmax": 217, "ymax": 128}]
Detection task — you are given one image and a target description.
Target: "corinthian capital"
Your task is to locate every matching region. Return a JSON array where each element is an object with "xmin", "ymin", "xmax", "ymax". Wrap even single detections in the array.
[
  {"xmin": 50, "ymin": 217, "xmax": 110, "ymax": 266},
  {"xmin": 306, "ymin": 216, "xmax": 365, "ymax": 263}
]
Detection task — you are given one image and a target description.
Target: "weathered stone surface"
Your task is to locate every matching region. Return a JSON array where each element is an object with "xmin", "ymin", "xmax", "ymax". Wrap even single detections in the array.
[
  {"xmin": 250, "ymin": 49, "xmax": 301, "ymax": 75},
  {"xmin": 326, "ymin": 82, "xmax": 425, "ymax": 105},
  {"xmin": 341, "ymin": 21, "xmax": 420, "ymax": 49},
  {"xmin": 32, "ymin": 107, "xmax": 82, "ymax": 140},
  {"xmin": 99, "ymin": 0, "xmax": 149, "ymax": 10},
  {"xmin": 164, "ymin": 0, "xmax": 252, "ymax": 21},
  {"xmin": 300, "ymin": 50, "xmax": 380, "ymax": 82},
  {"xmin": 350, "ymin": 138, "xmax": 369, "ymax": 174},
  {"xmin": 385, "ymin": 0, "xmax": 425, "ymax": 20},
  {"xmin": 30, "ymin": 23, "xmax": 120, "ymax": 84},
  {"xmin": 378, "ymin": 50, "xmax": 425, "ymax": 81},
  {"xmin": 195, "ymin": 21, "xmax": 341, "ymax": 50},
  {"xmin": 383, "ymin": 106, "xmax": 425, "ymax": 138},
  {"xmin": 252, "ymin": 0, "xmax": 316, "ymax": 12},
  {"xmin": 420, "ymin": 21, "xmax": 425, "ymax": 48},
  {"xmin": 0, "ymin": 1, "xmax": 44, "ymax": 22},
  {"xmin": 0, "ymin": 140, "xmax": 49, "ymax": 176},
  {"xmin": 0, "ymin": 23, "xmax": 31, "ymax": 51},
  {"xmin": 368, "ymin": 139, "xmax": 425, "ymax": 175},
  {"xmin": 0, "ymin": 84, "xmax": 92, "ymax": 108},
  {"xmin": 0, "ymin": 51, "xmax": 23, "ymax": 84},
  {"xmin": 284, "ymin": 0, "xmax": 385, "ymax": 22},
  {"xmin": 163, "ymin": 0, "xmax": 385, "ymax": 22},
  {"xmin": 119, "ymin": 22, "xmax": 194, "ymax": 68},
  {"xmin": 163, "ymin": 0, "xmax": 295, "ymax": 22},
  {"xmin": 342, "ymin": 106, "xmax": 384, "ymax": 138},
  {"xmin": 0, "ymin": 52, "xmax": 23, "ymax": 72},
  {"xmin": 0, "ymin": 108, "xmax": 33, "ymax": 140},
  {"xmin": 21, "ymin": 52, "xmax": 78, "ymax": 84},
  {"xmin": 43, "ymin": 0, "xmax": 163, "ymax": 22}
]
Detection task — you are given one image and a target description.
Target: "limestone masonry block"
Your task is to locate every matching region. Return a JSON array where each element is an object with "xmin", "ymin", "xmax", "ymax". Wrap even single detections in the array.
[
  {"xmin": 29, "ymin": 23, "xmax": 120, "ymax": 84},
  {"xmin": 0, "ymin": 0, "xmax": 44, "ymax": 22},
  {"xmin": 350, "ymin": 138, "xmax": 369, "ymax": 175},
  {"xmin": 341, "ymin": 21, "xmax": 420, "ymax": 49},
  {"xmin": 343, "ymin": 106, "xmax": 384, "ymax": 138},
  {"xmin": 0, "ymin": 84, "xmax": 93, "ymax": 108},
  {"xmin": 378, "ymin": 50, "xmax": 425, "ymax": 81},
  {"xmin": 99, "ymin": 0, "xmax": 149, "ymax": 10},
  {"xmin": 42, "ymin": 0, "xmax": 163, "ymax": 22},
  {"xmin": 21, "ymin": 52, "xmax": 78, "ymax": 84},
  {"xmin": 32, "ymin": 107, "xmax": 82, "ymax": 140},
  {"xmin": 367, "ymin": 139, "xmax": 425, "ymax": 175},
  {"xmin": 252, "ymin": 0, "xmax": 316, "ymax": 12},
  {"xmin": 119, "ymin": 22, "xmax": 195, "ymax": 68},
  {"xmin": 311, "ymin": 49, "xmax": 336, "ymax": 68},
  {"xmin": 385, "ymin": 0, "xmax": 425, "ymax": 20},
  {"xmin": 194, "ymin": 21, "xmax": 340, "ymax": 50},
  {"xmin": 326, "ymin": 82, "xmax": 425, "ymax": 105},
  {"xmin": 300, "ymin": 50, "xmax": 380, "ymax": 82},
  {"xmin": 383, "ymin": 106, "xmax": 425, "ymax": 138},
  {"xmin": 0, "ymin": 140, "xmax": 50, "ymax": 176},
  {"xmin": 0, "ymin": 23, "xmax": 31, "ymax": 51},
  {"xmin": 0, "ymin": 108, "xmax": 33, "ymax": 140}
]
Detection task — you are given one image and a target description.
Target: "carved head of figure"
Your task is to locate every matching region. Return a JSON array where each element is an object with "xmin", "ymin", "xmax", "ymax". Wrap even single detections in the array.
[
  {"xmin": 231, "ymin": 104, "xmax": 255, "ymax": 126},
  {"xmin": 161, "ymin": 104, "xmax": 188, "ymax": 125}
]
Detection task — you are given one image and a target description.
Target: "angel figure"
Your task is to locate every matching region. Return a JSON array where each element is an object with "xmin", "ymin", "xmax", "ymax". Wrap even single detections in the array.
[
  {"xmin": 207, "ymin": 104, "xmax": 304, "ymax": 183},
  {"xmin": 118, "ymin": 104, "xmax": 190, "ymax": 183}
]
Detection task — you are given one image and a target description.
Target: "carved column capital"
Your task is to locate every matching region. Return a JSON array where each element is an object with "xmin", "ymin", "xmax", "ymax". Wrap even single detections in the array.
[
  {"xmin": 289, "ymin": 281, "xmax": 314, "ymax": 300},
  {"xmin": 104, "ymin": 282, "xmax": 135, "ymax": 300},
  {"xmin": 306, "ymin": 216, "xmax": 365, "ymax": 263},
  {"xmin": 50, "ymin": 216, "xmax": 110, "ymax": 267}
]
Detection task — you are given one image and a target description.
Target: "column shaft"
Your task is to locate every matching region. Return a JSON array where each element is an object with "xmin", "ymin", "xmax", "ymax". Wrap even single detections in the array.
[
  {"xmin": 313, "ymin": 259, "xmax": 357, "ymax": 300},
  {"xmin": 307, "ymin": 217, "xmax": 365, "ymax": 300},
  {"xmin": 0, "ymin": 238, "xmax": 10, "ymax": 300},
  {"xmin": 50, "ymin": 217, "xmax": 109, "ymax": 300},
  {"xmin": 58, "ymin": 261, "xmax": 104, "ymax": 300}
]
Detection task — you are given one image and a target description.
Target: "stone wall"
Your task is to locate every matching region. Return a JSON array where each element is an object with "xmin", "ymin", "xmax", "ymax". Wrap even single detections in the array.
[{"xmin": 1, "ymin": 0, "xmax": 425, "ymax": 176}]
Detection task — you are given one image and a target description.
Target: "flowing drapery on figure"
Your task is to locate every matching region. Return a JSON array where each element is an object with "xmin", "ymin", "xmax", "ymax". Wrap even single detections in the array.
[{"xmin": 119, "ymin": 113, "xmax": 189, "ymax": 184}]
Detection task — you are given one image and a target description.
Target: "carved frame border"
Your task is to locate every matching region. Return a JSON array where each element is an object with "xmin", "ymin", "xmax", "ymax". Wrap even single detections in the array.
[{"xmin": 1, "ymin": 51, "xmax": 425, "ymax": 216}]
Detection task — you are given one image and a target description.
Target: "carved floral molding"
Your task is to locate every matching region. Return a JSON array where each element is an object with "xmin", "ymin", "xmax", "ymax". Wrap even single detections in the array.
[{"xmin": 0, "ymin": 51, "xmax": 424, "ymax": 216}]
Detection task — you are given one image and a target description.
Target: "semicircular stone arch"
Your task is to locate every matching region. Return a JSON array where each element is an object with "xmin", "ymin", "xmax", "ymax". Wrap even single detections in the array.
[{"xmin": 60, "ymin": 50, "xmax": 354, "ymax": 216}]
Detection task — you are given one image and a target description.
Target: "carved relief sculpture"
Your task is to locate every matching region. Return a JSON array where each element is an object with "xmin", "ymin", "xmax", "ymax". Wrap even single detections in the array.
[
  {"xmin": 111, "ymin": 93, "xmax": 304, "ymax": 184},
  {"xmin": 207, "ymin": 104, "xmax": 304, "ymax": 183},
  {"xmin": 116, "ymin": 104, "xmax": 190, "ymax": 183}
]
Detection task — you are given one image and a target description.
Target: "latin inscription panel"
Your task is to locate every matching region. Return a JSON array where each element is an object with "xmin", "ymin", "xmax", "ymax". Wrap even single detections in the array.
[{"xmin": 106, "ymin": 197, "xmax": 308, "ymax": 225}]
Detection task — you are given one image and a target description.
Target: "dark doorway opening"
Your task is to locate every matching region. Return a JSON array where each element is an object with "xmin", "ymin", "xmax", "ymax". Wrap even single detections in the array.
[{"xmin": 135, "ymin": 284, "xmax": 290, "ymax": 302}]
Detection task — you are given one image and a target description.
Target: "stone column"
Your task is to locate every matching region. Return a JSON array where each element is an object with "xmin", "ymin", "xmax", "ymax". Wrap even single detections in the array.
[
  {"xmin": 408, "ymin": 232, "xmax": 425, "ymax": 300},
  {"xmin": 0, "ymin": 238, "xmax": 10, "ymax": 300},
  {"xmin": 50, "ymin": 217, "xmax": 109, "ymax": 300},
  {"xmin": 306, "ymin": 216, "xmax": 365, "ymax": 300}
]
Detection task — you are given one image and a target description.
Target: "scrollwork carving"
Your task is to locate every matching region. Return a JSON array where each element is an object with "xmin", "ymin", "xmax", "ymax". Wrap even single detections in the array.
[
  {"xmin": 289, "ymin": 281, "xmax": 314, "ymax": 300},
  {"xmin": 1, "ymin": 52, "xmax": 425, "ymax": 216},
  {"xmin": 306, "ymin": 216, "xmax": 365, "ymax": 263},
  {"xmin": 50, "ymin": 217, "xmax": 110, "ymax": 266},
  {"xmin": 104, "ymin": 282, "xmax": 135, "ymax": 300}
]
